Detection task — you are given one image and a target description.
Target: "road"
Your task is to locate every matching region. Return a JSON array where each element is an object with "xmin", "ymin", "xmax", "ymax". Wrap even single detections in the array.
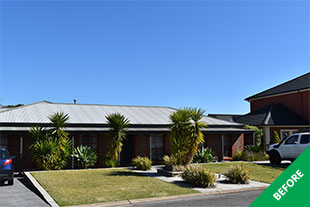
[
  {"xmin": 0, "ymin": 177, "xmax": 49, "ymax": 207},
  {"xmin": 134, "ymin": 190, "xmax": 263, "ymax": 207}
]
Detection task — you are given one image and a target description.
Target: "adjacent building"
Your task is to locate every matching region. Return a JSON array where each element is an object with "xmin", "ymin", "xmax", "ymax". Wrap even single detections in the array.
[{"xmin": 234, "ymin": 73, "xmax": 310, "ymax": 146}]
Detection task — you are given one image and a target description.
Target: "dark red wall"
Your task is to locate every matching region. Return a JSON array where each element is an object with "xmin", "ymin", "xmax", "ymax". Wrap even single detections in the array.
[{"xmin": 250, "ymin": 90, "xmax": 310, "ymax": 121}]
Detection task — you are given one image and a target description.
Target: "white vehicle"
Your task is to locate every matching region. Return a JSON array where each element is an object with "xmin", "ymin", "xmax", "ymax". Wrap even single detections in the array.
[{"xmin": 267, "ymin": 132, "xmax": 310, "ymax": 165}]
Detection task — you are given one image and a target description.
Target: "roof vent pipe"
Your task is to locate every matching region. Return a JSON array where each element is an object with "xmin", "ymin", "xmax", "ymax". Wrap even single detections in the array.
[{"xmin": 73, "ymin": 99, "xmax": 77, "ymax": 104}]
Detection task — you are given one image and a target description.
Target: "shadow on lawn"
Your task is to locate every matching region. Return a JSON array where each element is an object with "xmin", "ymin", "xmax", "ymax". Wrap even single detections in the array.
[{"xmin": 106, "ymin": 170, "xmax": 147, "ymax": 177}]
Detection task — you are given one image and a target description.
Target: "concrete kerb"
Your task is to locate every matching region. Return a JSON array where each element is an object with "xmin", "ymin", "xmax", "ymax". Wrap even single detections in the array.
[
  {"xmin": 24, "ymin": 171, "xmax": 59, "ymax": 207},
  {"xmin": 70, "ymin": 186, "xmax": 268, "ymax": 207}
]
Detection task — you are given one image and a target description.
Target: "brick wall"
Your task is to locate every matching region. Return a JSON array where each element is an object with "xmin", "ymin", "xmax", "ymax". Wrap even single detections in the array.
[
  {"xmin": 204, "ymin": 134, "xmax": 223, "ymax": 161},
  {"xmin": 250, "ymin": 91, "xmax": 310, "ymax": 121},
  {"xmin": 134, "ymin": 134, "xmax": 149, "ymax": 158},
  {"xmin": 231, "ymin": 133, "xmax": 244, "ymax": 158}
]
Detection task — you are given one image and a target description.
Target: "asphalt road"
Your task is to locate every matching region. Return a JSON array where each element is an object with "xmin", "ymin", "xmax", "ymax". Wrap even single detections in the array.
[
  {"xmin": 134, "ymin": 190, "xmax": 264, "ymax": 207},
  {"xmin": 0, "ymin": 176, "xmax": 49, "ymax": 207}
]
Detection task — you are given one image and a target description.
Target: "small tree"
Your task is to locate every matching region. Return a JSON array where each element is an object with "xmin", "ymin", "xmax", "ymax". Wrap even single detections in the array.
[
  {"xmin": 270, "ymin": 130, "xmax": 281, "ymax": 144},
  {"xmin": 244, "ymin": 125, "xmax": 263, "ymax": 148},
  {"xmin": 170, "ymin": 107, "xmax": 206, "ymax": 165},
  {"xmin": 106, "ymin": 113, "xmax": 130, "ymax": 162}
]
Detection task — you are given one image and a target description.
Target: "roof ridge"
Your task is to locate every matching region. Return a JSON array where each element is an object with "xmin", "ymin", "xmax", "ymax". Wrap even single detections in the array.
[
  {"xmin": 263, "ymin": 104, "xmax": 273, "ymax": 125},
  {"xmin": 46, "ymin": 101, "xmax": 177, "ymax": 109},
  {"xmin": 0, "ymin": 101, "xmax": 50, "ymax": 113},
  {"xmin": 245, "ymin": 72, "xmax": 310, "ymax": 101}
]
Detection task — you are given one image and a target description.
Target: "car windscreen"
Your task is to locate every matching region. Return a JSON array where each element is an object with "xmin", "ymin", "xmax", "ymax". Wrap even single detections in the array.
[{"xmin": 0, "ymin": 150, "xmax": 9, "ymax": 158}]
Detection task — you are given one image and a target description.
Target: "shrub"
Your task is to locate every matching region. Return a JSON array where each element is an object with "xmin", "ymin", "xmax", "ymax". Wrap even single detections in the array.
[
  {"xmin": 132, "ymin": 156, "xmax": 152, "ymax": 171},
  {"xmin": 102, "ymin": 154, "xmax": 118, "ymax": 168},
  {"xmin": 232, "ymin": 150, "xmax": 244, "ymax": 161},
  {"xmin": 270, "ymin": 131, "xmax": 281, "ymax": 144},
  {"xmin": 233, "ymin": 150, "xmax": 269, "ymax": 161},
  {"xmin": 181, "ymin": 166, "xmax": 215, "ymax": 188},
  {"xmin": 244, "ymin": 145, "xmax": 261, "ymax": 153},
  {"xmin": 224, "ymin": 164, "xmax": 249, "ymax": 184},
  {"xmin": 72, "ymin": 146, "xmax": 97, "ymax": 169},
  {"xmin": 193, "ymin": 147, "xmax": 215, "ymax": 163},
  {"xmin": 163, "ymin": 155, "xmax": 184, "ymax": 171}
]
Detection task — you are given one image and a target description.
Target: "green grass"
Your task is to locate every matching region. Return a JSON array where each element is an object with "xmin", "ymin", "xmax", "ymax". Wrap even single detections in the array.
[
  {"xmin": 31, "ymin": 168, "xmax": 197, "ymax": 206},
  {"xmin": 202, "ymin": 162, "xmax": 285, "ymax": 183}
]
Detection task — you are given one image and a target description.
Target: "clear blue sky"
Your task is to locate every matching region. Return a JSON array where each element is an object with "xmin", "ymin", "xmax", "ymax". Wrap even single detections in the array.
[{"xmin": 1, "ymin": 0, "xmax": 309, "ymax": 114}]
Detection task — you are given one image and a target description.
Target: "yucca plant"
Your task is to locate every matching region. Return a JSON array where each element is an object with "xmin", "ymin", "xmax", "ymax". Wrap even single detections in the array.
[
  {"xmin": 29, "ymin": 112, "xmax": 72, "ymax": 170},
  {"xmin": 170, "ymin": 108, "xmax": 206, "ymax": 165},
  {"xmin": 72, "ymin": 146, "xmax": 97, "ymax": 169},
  {"xmin": 106, "ymin": 113, "xmax": 130, "ymax": 162}
]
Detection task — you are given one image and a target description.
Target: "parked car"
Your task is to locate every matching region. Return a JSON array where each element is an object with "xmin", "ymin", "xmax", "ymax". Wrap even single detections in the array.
[
  {"xmin": 0, "ymin": 148, "xmax": 15, "ymax": 185},
  {"xmin": 267, "ymin": 132, "xmax": 310, "ymax": 165}
]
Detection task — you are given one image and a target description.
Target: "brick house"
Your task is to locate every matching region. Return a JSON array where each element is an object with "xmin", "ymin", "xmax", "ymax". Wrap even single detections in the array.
[
  {"xmin": 0, "ymin": 101, "xmax": 253, "ymax": 170},
  {"xmin": 234, "ymin": 72, "xmax": 310, "ymax": 146}
]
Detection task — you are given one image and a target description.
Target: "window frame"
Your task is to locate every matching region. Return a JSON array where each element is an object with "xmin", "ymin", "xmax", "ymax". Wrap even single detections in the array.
[
  {"xmin": 300, "ymin": 134, "xmax": 310, "ymax": 144},
  {"xmin": 284, "ymin": 135, "xmax": 299, "ymax": 145}
]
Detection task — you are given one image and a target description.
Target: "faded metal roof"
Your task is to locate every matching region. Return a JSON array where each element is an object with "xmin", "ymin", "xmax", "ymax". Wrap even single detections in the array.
[
  {"xmin": 0, "ymin": 101, "xmax": 242, "ymax": 126},
  {"xmin": 0, "ymin": 126, "xmax": 251, "ymax": 133}
]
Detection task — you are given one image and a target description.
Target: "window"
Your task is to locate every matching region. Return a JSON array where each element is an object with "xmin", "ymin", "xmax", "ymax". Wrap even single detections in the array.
[
  {"xmin": 151, "ymin": 134, "xmax": 163, "ymax": 161},
  {"xmin": 79, "ymin": 135, "xmax": 97, "ymax": 150},
  {"xmin": 300, "ymin": 135, "xmax": 310, "ymax": 144},
  {"xmin": 281, "ymin": 130, "xmax": 298, "ymax": 140},
  {"xmin": 284, "ymin": 135, "xmax": 298, "ymax": 145},
  {"xmin": 0, "ymin": 135, "xmax": 8, "ymax": 149}
]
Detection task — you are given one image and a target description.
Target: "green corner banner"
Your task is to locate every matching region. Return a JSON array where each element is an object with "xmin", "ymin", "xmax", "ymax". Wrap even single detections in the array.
[{"xmin": 251, "ymin": 147, "xmax": 310, "ymax": 206}]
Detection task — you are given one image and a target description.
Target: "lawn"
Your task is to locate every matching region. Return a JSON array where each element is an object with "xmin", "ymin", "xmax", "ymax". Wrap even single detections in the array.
[
  {"xmin": 31, "ymin": 168, "xmax": 198, "ymax": 206},
  {"xmin": 202, "ymin": 162, "xmax": 285, "ymax": 183}
]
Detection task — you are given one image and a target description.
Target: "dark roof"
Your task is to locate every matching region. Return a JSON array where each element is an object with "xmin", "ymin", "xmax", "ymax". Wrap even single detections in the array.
[
  {"xmin": 208, "ymin": 114, "xmax": 242, "ymax": 123},
  {"xmin": 234, "ymin": 104, "xmax": 310, "ymax": 126},
  {"xmin": 245, "ymin": 73, "xmax": 310, "ymax": 101}
]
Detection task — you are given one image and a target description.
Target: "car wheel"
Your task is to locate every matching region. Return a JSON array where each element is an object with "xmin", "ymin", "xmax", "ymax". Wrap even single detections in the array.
[
  {"xmin": 269, "ymin": 151, "xmax": 281, "ymax": 165},
  {"xmin": 8, "ymin": 178, "xmax": 14, "ymax": 185}
]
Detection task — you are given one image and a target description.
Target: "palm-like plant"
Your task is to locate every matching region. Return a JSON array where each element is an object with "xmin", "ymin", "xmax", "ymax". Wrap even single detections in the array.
[
  {"xmin": 49, "ymin": 112, "xmax": 69, "ymax": 143},
  {"xmin": 106, "ymin": 113, "xmax": 130, "ymax": 162},
  {"xmin": 170, "ymin": 107, "xmax": 206, "ymax": 165},
  {"xmin": 29, "ymin": 112, "xmax": 72, "ymax": 170}
]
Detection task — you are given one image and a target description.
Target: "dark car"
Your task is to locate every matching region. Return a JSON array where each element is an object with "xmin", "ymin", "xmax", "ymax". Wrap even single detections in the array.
[{"xmin": 0, "ymin": 148, "xmax": 14, "ymax": 185}]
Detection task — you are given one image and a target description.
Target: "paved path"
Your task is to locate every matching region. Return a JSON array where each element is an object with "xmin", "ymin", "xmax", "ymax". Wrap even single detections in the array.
[
  {"xmin": 132, "ymin": 166, "xmax": 269, "ymax": 193},
  {"xmin": 134, "ymin": 189, "xmax": 264, "ymax": 207},
  {"xmin": 0, "ymin": 177, "xmax": 49, "ymax": 207}
]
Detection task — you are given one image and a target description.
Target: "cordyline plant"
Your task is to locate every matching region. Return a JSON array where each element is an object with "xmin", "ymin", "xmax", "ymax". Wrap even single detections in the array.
[
  {"xmin": 169, "ymin": 107, "xmax": 206, "ymax": 165},
  {"xmin": 106, "ymin": 113, "xmax": 130, "ymax": 162},
  {"xmin": 29, "ymin": 112, "xmax": 72, "ymax": 170}
]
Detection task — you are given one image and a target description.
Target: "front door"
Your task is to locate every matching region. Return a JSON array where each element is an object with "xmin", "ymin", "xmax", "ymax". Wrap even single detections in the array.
[
  {"xmin": 121, "ymin": 135, "xmax": 135, "ymax": 165},
  {"xmin": 223, "ymin": 135, "xmax": 232, "ymax": 157}
]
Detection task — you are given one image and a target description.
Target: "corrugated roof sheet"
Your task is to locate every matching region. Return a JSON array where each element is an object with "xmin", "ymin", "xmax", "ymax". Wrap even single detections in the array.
[
  {"xmin": 0, "ymin": 101, "xmax": 242, "ymax": 126},
  {"xmin": 0, "ymin": 126, "xmax": 251, "ymax": 132}
]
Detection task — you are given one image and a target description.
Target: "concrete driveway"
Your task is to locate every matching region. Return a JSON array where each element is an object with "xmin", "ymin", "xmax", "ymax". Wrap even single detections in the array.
[{"xmin": 0, "ymin": 176, "xmax": 49, "ymax": 207}]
